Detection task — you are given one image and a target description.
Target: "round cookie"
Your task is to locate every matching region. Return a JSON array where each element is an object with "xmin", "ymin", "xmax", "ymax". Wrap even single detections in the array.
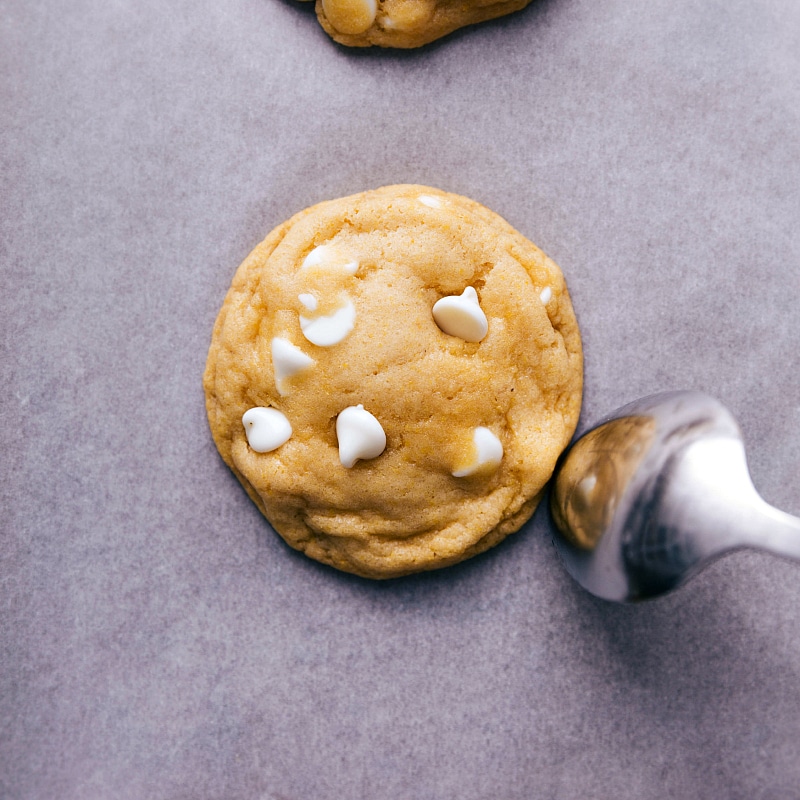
[
  {"xmin": 312, "ymin": 0, "xmax": 533, "ymax": 48},
  {"xmin": 204, "ymin": 185, "xmax": 582, "ymax": 579}
]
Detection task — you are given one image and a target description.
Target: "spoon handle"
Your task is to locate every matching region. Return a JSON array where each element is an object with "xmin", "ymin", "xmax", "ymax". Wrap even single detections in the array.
[
  {"xmin": 669, "ymin": 437, "xmax": 800, "ymax": 566},
  {"xmin": 749, "ymin": 499, "xmax": 800, "ymax": 563}
]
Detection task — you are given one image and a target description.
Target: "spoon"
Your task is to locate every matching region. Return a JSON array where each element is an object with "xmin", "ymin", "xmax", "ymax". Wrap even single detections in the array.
[{"xmin": 549, "ymin": 390, "xmax": 800, "ymax": 602}]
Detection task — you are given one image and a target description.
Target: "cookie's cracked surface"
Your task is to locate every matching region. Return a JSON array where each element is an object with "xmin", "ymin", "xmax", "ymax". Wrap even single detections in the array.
[{"xmin": 204, "ymin": 184, "xmax": 582, "ymax": 578}]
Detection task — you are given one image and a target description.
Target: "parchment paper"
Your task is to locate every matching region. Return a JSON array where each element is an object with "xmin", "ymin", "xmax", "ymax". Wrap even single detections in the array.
[{"xmin": 2, "ymin": 1, "xmax": 800, "ymax": 797}]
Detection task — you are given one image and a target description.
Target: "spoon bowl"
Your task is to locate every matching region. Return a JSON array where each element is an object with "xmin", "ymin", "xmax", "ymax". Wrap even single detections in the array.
[{"xmin": 550, "ymin": 391, "xmax": 800, "ymax": 602}]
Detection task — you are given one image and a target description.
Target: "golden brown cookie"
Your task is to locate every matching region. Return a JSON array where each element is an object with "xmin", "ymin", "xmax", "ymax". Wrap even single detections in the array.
[
  {"xmin": 310, "ymin": 0, "xmax": 533, "ymax": 48},
  {"xmin": 204, "ymin": 185, "xmax": 582, "ymax": 579}
]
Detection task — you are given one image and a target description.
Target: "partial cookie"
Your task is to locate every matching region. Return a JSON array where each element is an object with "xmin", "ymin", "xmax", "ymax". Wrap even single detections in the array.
[
  {"xmin": 204, "ymin": 185, "xmax": 582, "ymax": 579},
  {"xmin": 311, "ymin": 0, "xmax": 533, "ymax": 48}
]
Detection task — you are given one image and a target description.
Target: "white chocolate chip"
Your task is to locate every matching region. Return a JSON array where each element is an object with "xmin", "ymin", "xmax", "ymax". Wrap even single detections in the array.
[
  {"xmin": 242, "ymin": 407, "xmax": 292, "ymax": 453},
  {"xmin": 321, "ymin": 0, "xmax": 377, "ymax": 34},
  {"xmin": 336, "ymin": 405, "xmax": 386, "ymax": 468},
  {"xmin": 452, "ymin": 427, "xmax": 504, "ymax": 477},
  {"xmin": 540, "ymin": 286, "xmax": 552, "ymax": 304},
  {"xmin": 271, "ymin": 337, "xmax": 315, "ymax": 396},
  {"xmin": 379, "ymin": 0, "xmax": 435, "ymax": 32},
  {"xmin": 432, "ymin": 286, "xmax": 488, "ymax": 342},
  {"xmin": 301, "ymin": 244, "xmax": 358, "ymax": 275},
  {"xmin": 298, "ymin": 293, "xmax": 318, "ymax": 312},
  {"xmin": 299, "ymin": 298, "xmax": 356, "ymax": 347},
  {"xmin": 418, "ymin": 194, "xmax": 442, "ymax": 208}
]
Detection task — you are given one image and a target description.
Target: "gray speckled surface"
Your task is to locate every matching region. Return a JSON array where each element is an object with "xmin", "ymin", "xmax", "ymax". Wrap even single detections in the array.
[{"xmin": 2, "ymin": 1, "xmax": 800, "ymax": 798}]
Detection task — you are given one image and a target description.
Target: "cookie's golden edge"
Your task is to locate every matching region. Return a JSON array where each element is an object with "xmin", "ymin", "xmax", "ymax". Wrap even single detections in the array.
[
  {"xmin": 315, "ymin": 0, "xmax": 533, "ymax": 49},
  {"xmin": 203, "ymin": 184, "xmax": 583, "ymax": 580}
]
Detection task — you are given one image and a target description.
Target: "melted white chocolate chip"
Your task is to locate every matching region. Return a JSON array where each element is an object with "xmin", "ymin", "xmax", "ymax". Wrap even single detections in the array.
[
  {"xmin": 452, "ymin": 427, "xmax": 503, "ymax": 477},
  {"xmin": 271, "ymin": 337, "xmax": 315, "ymax": 396},
  {"xmin": 336, "ymin": 405, "xmax": 387, "ymax": 468},
  {"xmin": 302, "ymin": 244, "xmax": 359, "ymax": 275},
  {"xmin": 540, "ymin": 286, "xmax": 552, "ymax": 304},
  {"xmin": 298, "ymin": 293, "xmax": 318, "ymax": 312},
  {"xmin": 432, "ymin": 286, "xmax": 488, "ymax": 343},
  {"xmin": 321, "ymin": 0, "xmax": 377, "ymax": 34},
  {"xmin": 418, "ymin": 194, "xmax": 443, "ymax": 208},
  {"xmin": 379, "ymin": 0, "xmax": 435, "ymax": 32},
  {"xmin": 242, "ymin": 407, "xmax": 292, "ymax": 453},
  {"xmin": 300, "ymin": 298, "xmax": 356, "ymax": 347}
]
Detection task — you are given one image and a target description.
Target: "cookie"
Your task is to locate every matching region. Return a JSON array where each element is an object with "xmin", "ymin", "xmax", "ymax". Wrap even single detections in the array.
[
  {"xmin": 204, "ymin": 185, "xmax": 582, "ymax": 579},
  {"xmin": 308, "ymin": 0, "xmax": 533, "ymax": 48}
]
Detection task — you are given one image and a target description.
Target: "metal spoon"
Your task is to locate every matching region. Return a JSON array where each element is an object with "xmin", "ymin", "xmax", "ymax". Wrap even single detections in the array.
[{"xmin": 549, "ymin": 390, "xmax": 800, "ymax": 602}]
